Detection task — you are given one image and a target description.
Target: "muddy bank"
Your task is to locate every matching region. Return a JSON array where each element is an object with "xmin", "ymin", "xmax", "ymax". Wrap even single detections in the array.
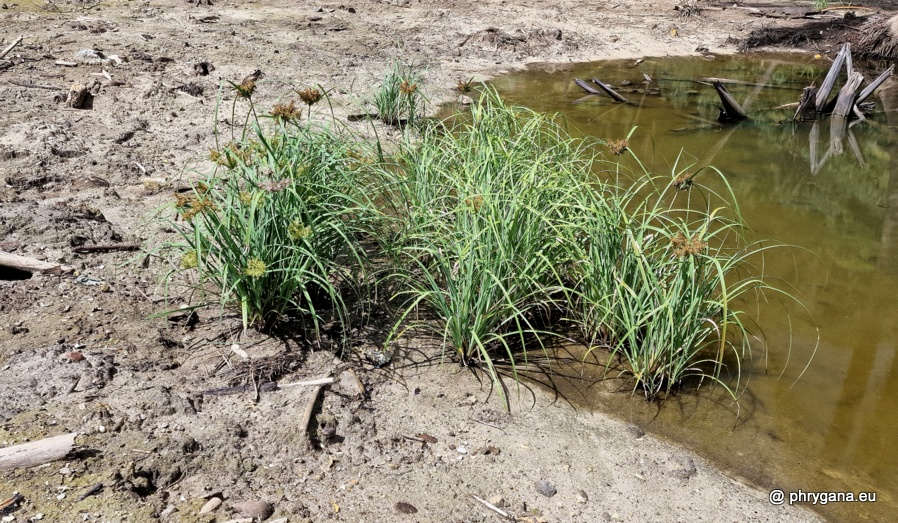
[{"xmin": 1, "ymin": 0, "xmax": 876, "ymax": 521}]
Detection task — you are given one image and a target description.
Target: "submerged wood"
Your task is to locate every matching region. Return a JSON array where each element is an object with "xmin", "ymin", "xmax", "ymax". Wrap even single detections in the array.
[
  {"xmin": 574, "ymin": 77, "xmax": 602, "ymax": 95},
  {"xmin": 857, "ymin": 64, "xmax": 895, "ymax": 104},
  {"xmin": 834, "ymin": 71, "xmax": 865, "ymax": 118},
  {"xmin": 712, "ymin": 81, "xmax": 747, "ymax": 122},
  {"xmin": 830, "ymin": 114, "xmax": 849, "ymax": 155},
  {"xmin": 816, "ymin": 43, "xmax": 849, "ymax": 112},
  {"xmin": 590, "ymin": 77, "xmax": 631, "ymax": 103},
  {"xmin": 793, "ymin": 85, "xmax": 818, "ymax": 121}
]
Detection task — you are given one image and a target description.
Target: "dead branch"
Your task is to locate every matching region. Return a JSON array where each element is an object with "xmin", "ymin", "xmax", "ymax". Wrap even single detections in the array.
[
  {"xmin": 7, "ymin": 79, "xmax": 63, "ymax": 90},
  {"xmin": 834, "ymin": 70, "xmax": 865, "ymax": 118},
  {"xmin": 0, "ymin": 433, "xmax": 77, "ymax": 470},
  {"xmin": 300, "ymin": 382, "xmax": 326, "ymax": 448},
  {"xmin": 574, "ymin": 77, "xmax": 602, "ymax": 95},
  {"xmin": 73, "ymin": 244, "xmax": 140, "ymax": 254},
  {"xmin": 0, "ymin": 250, "xmax": 74, "ymax": 275},
  {"xmin": 857, "ymin": 64, "xmax": 895, "ymax": 104},
  {"xmin": 713, "ymin": 80, "xmax": 747, "ymax": 122},
  {"xmin": 278, "ymin": 377, "xmax": 335, "ymax": 388},
  {"xmin": 591, "ymin": 77, "xmax": 631, "ymax": 103},
  {"xmin": 472, "ymin": 494, "xmax": 510, "ymax": 519},
  {"xmin": 0, "ymin": 35, "xmax": 23, "ymax": 59},
  {"xmin": 816, "ymin": 43, "xmax": 849, "ymax": 112}
]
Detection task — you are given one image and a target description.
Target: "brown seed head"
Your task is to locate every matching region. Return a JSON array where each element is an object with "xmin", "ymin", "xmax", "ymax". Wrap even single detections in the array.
[
  {"xmin": 671, "ymin": 232, "xmax": 707, "ymax": 258},
  {"xmin": 234, "ymin": 79, "xmax": 256, "ymax": 99},
  {"xmin": 607, "ymin": 139, "xmax": 629, "ymax": 156},
  {"xmin": 270, "ymin": 100, "xmax": 302, "ymax": 123},
  {"xmin": 297, "ymin": 87, "xmax": 322, "ymax": 106},
  {"xmin": 399, "ymin": 80, "xmax": 418, "ymax": 95}
]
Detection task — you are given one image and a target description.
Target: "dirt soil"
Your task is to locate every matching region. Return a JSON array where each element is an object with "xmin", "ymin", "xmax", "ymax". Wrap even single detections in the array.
[{"xmin": 1, "ymin": 0, "xmax": 889, "ymax": 521}]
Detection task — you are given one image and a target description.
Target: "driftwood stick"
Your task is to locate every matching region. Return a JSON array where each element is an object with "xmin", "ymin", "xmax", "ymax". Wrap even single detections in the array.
[
  {"xmin": 472, "ymin": 494, "xmax": 510, "ymax": 518},
  {"xmin": 0, "ymin": 36, "xmax": 23, "ymax": 59},
  {"xmin": 0, "ymin": 433, "xmax": 77, "ymax": 470},
  {"xmin": 834, "ymin": 70, "xmax": 864, "ymax": 118},
  {"xmin": 713, "ymin": 81, "xmax": 747, "ymax": 122},
  {"xmin": 857, "ymin": 64, "xmax": 894, "ymax": 105},
  {"xmin": 278, "ymin": 377, "xmax": 335, "ymax": 388},
  {"xmin": 300, "ymin": 383, "xmax": 326, "ymax": 447},
  {"xmin": 591, "ymin": 77, "xmax": 631, "ymax": 103},
  {"xmin": 0, "ymin": 250, "xmax": 74, "ymax": 275},
  {"xmin": 73, "ymin": 244, "xmax": 140, "ymax": 254},
  {"xmin": 574, "ymin": 77, "xmax": 602, "ymax": 95},
  {"xmin": 816, "ymin": 43, "xmax": 849, "ymax": 112},
  {"xmin": 7, "ymin": 79, "xmax": 62, "ymax": 91}
]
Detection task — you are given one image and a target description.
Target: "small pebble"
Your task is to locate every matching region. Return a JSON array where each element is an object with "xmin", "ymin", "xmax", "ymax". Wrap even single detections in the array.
[
  {"xmin": 199, "ymin": 497, "xmax": 222, "ymax": 514},
  {"xmin": 68, "ymin": 351, "xmax": 85, "ymax": 362},
  {"xmin": 575, "ymin": 489, "xmax": 589, "ymax": 504},
  {"xmin": 625, "ymin": 423, "xmax": 645, "ymax": 439},
  {"xmin": 394, "ymin": 502, "xmax": 417, "ymax": 514},
  {"xmin": 231, "ymin": 500, "xmax": 273, "ymax": 521},
  {"xmin": 534, "ymin": 479, "xmax": 556, "ymax": 497}
]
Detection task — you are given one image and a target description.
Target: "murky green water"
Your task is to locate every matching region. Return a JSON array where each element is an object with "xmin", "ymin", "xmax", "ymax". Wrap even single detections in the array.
[{"xmin": 491, "ymin": 54, "xmax": 898, "ymax": 522}]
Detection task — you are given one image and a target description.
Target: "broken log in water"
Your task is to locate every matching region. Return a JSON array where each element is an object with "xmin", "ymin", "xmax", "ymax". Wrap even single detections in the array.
[
  {"xmin": 857, "ymin": 64, "xmax": 895, "ymax": 104},
  {"xmin": 793, "ymin": 85, "xmax": 818, "ymax": 121},
  {"xmin": 816, "ymin": 43, "xmax": 850, "ymax": 112},
  {"xmin": 830, "ymin": 114, "xmax": 849, "ymax": 155},
  {"xmin": 574, "ymin": 77, "xmax": 603, "ymax": 95},
  {"xmin": 590, "ymin": 78, "xmax": 631, "ymax": 103},
  {"xmin": 834, "ymin": 71, "xmax": 865, "ymax": 118},
  {"xmin": 712, "ymin": 81, "xmax": 747, "ymax": 122}
]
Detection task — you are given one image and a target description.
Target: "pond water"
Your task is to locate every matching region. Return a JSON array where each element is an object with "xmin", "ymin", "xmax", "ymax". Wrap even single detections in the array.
[{"xmin": 490, "ymin": 54, "xmax": 898, "ymax": 522}]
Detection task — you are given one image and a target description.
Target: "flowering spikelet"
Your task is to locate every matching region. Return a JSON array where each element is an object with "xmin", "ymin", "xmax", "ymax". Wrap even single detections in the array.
[
  {"xmin": 244, "ymin": 257, "xmax": 267, "ymax": 278},
  {"xmin": 607, "ymin": 139, "xmax": 628, "ymax": 156},
  {"xmin": 399, "ymin": 80, "xmax": 418, "ymax": 95},
  {"xmin": 175, "ymin": 193, "xmax": 217, "ymax": 221},
  {"xmin": 671, "ymin": 233, "xmax": 707, "ymax": 258},
  {"xmin": 234, "ymin": 79, "xmax": 256, "ymax": 99},
  {"xmin": 455, "ymin": 78, "xmax": 474, "ymax": 94},
  {"xmin": 288, "ymin": 220, "xmax": 313, "ymax": 240},
  {"xmin": 180, "ymin": 250, "xmax": 198, "ymax": 269},
  {"xmin": 464, "ymin": 194, "xmax": 483, "ymax": 212},
  {"xmin": 297, "ymin": 87, "xmax": 322, "ymax": 106},
  {"xmin": 270, "ymin": 100, "xmax": 302, "ymax": 123},
  {"xmin": 673, "ymin": 172, "xmax": 696, "ymax": 191}
]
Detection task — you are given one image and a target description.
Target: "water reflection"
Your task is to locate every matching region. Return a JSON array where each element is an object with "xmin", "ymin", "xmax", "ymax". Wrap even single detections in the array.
[{"xmin": 490, "ymin": 54, "xmax": 898, "ymax": 522}]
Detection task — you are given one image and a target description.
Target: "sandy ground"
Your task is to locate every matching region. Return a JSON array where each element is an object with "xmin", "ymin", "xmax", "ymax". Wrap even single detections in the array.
[{"xmin": 0, "ymin": 0, "xmax": 871, "ymax": 521}]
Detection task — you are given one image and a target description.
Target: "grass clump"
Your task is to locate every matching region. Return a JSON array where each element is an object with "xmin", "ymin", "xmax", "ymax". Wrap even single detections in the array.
[
  {"xmin": 169, "ymin": 116, "xmax": 375, "ymax": 336},
  {"xmin": 373, "ymin": 60, "xmax": 426, "ymax": 126},
  {"xmin": 372, "ymin": 91, "xmax": 590, "ymax": 386},
  {"xmin": 164, "ymin": 78, "xmax": 794, "ymax": 402},
  {"xmin": 565, "ymin": 165, "xmax": 782, "ymax": 399}
]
